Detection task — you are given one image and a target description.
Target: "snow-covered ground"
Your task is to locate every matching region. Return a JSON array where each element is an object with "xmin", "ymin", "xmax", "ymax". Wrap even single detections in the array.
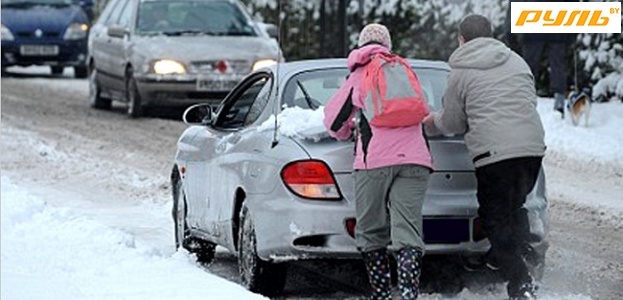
[
  {"xmin": 0, "ymin": 178, "xmax": 268, "ymax": 300},
  {"xmin": 1, "ymin": 67, "xmax": 622, "ymax": 299}
]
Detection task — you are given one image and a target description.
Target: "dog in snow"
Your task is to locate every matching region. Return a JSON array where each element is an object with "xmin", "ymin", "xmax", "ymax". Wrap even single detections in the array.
[{"xmin": 567, "ymin": 88, "xmax": 591, "ymax": 127}]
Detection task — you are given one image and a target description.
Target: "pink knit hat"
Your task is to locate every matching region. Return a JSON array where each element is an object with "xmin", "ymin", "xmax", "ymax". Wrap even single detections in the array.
[{"xmin": 357, "ymin": 23, "xmax": 392, "ymax": 50}]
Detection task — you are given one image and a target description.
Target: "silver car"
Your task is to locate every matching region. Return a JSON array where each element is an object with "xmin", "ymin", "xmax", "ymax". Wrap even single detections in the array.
[
  {"xmin": 87, "ymin": 0, "xmax": 281, "ymax": 117},
  {"xmin": 171, "ymin": 58, "xmax": 549, "ymax": 296}
]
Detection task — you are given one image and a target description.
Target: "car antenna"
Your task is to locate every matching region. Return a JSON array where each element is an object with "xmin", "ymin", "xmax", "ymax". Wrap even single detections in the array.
[{"xmin": 271, "ymin": 0, "xmax": 283, "ymax": 149}]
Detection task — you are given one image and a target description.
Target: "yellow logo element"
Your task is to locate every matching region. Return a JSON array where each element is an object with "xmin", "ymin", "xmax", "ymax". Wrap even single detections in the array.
[
  {"xmin": 516, "ymin": 9, "xmax": 619, "ymax": 27},
  {"xmin": 511, "ymin": 2, "xmax": 621, "ymax": 33}
]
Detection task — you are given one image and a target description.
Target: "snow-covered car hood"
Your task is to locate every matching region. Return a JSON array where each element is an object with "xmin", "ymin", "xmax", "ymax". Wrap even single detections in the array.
[
  {"xmin": 1, "ymin": 5, "xmax": 88, "ymax": 34},
  {"xmin": 133, "ymin": 35, "xmax": 280, "ymax": 62}
]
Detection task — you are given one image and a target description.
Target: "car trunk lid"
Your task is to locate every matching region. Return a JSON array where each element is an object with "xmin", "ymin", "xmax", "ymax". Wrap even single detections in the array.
[{"xmin": 292, "ymin": 135, "xmax": 477, "ymax": 210}]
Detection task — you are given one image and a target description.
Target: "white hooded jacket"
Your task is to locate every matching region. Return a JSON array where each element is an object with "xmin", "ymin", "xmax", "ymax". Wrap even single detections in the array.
[{"xmin": 433, "ymin": 37, "xmax": 546, "ymax": 167}]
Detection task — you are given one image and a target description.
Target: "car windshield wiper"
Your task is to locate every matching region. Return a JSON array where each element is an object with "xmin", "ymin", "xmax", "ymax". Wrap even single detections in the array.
[
  {"xmin": 296, "ymin": 80, "xmax": 318, "ymax": 110},
  {"xmin": 162, "ymin": 29, "xmax": 216, "ymax": 36},
  {"xmin": 224, "ymin": 31, "xmax": 255, "ymax": 37}
]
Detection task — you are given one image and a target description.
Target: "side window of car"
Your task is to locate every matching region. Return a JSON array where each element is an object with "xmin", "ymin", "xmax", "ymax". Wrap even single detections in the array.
[
  {"xmin": 244, "ymin": 77, "xmax": 273, "ymax": 126},
  {"xmin": 96, "ymin": 0, "xmax": 120, "ymax": 25},
  {"xmin": 107, "ymin": 0, "xmax": 128, "ymax": 25},
  {"xmin": 117, "ymin": 0, "xmax": 134, "ymax": 28},
  {"xmin": 216, "ymin": 74, "xmax": 271, "ymax": 129}
]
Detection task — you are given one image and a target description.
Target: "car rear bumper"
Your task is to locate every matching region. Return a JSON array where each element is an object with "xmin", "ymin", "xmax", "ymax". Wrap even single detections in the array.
[
  {"xmin": 250, "ymin": 196, "xmax": 495, "ymax": 262},
  {"xmin": 2, "ymin": 40, "xmax": 87, "ymax": 67}
]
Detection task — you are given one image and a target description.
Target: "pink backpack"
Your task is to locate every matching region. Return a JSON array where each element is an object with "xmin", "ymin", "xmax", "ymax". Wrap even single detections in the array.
[{"xmin": 360, "ymin": 52, "xmax": 429, "ymax": 127}]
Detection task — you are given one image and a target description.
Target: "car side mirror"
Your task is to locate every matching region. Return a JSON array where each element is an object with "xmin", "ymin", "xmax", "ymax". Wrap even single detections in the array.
[
  {"xmin": 183, "ymin": 103, "xmax": 215, "ymax": 125},
  {"xmin": 107, "ymin": 25, "xmax": 128, "ymax": 38}
]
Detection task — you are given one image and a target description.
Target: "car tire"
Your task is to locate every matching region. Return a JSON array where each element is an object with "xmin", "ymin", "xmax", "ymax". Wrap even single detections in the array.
[
  {"xmin": 238, "ymin": 206, "xmax": 287, "ymax": 296},
  {"xmin": 126, "ymin": 73, "xmax": 143, "ymax": 118},
  {"xmin": 89, "ymin": 67, "xmax": 112, "ymax": 110},
  {"xmin": 51, "ymin": 66, "xmax": 64, "ymax": 75},
  {"xmin": 172, "ymin": 170, "xmax": 216, "ymax": 265},
  {"xmin": 74, "ymin": 66, "xmax": 88, "ymax": 79}
]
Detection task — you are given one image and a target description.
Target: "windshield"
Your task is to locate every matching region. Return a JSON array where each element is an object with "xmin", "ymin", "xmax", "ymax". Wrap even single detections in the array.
[
  {"xmin": 283, "ymin": 67, "xmax": 449, "ymax": 112},
  {"xmin": 1, "ymin": 0, "xmax": 72, "ymax": 5},
  {"xmin": 136, "ymin": 0, "xmax": 258, "ymax": 36}
]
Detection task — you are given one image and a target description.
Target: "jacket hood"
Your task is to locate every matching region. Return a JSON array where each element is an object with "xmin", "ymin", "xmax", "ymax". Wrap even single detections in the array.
[
  {"xmin": 449, "ymin": 37, "xmax": 511, "ymax": 70},
  {"xmin": 346, "ymin": 44, "xmax": 390, "ymax": 71}
]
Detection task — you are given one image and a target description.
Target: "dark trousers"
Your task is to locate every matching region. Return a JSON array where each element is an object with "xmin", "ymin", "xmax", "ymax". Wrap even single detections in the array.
[
  {"xmin": 523, "ymin": 41, "xmax": 568, "ymax": 95},
  {"xmin": 475, "ymin": 157, "xmax": 543, "ymax": 286}
]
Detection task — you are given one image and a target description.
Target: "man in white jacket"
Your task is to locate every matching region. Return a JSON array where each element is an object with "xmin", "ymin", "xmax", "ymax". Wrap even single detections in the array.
[{"xmin": 423, "ymin": 15, "xmax": 546, "ymax": 300}]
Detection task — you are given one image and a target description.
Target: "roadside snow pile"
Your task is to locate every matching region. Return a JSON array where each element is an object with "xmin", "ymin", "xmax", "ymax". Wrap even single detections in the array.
[
  {"xmin": 0, "ymin": 177, "xmax": 267, "ymax": 300},
  {"xmin": 537, "ymin": 98, "xmax": 623, "ymax": 177}
]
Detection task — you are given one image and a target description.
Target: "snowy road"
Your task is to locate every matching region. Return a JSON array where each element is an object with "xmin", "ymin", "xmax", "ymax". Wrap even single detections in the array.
[{"xmin": 1, "ymin": 68, "xmax": 622, "ymax": 300}]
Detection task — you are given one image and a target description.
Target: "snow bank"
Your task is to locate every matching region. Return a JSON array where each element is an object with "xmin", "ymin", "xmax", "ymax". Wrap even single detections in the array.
[
  {"xmin": 537, "ymin": 98, "xmax": 623, "ymax": 177},
  {"xmin": 0, "ymin": 177, "xmax": 267, "ymax": 300}
]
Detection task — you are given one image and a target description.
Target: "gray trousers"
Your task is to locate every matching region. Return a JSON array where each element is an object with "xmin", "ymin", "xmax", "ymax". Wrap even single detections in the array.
[{"xmin": 354, "ymin": 164, "xmax": 430, "ymax": 253}]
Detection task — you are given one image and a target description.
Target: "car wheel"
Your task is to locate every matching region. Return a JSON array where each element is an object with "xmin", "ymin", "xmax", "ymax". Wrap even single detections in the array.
[
  {"xmin": 74, "ymin": 66, "xmax": 88, "ymax": 79},
  {"xmin": 89, "ymin": 67, "xmax": 112, "ymax": 110},
  {"xmin": 172, "ymin": 170, "xmax": 215, "ymax": 265},
  {"xmin": 126, "ymin": 71, "xmax": 143, "ymax": 118},
  {"xmin": 238, "ymin": 206, "xmax": 287, "ymax": 296},
  {"xmin": 51, "ymin": 66, "xmax": 64, "ymax": 75}
]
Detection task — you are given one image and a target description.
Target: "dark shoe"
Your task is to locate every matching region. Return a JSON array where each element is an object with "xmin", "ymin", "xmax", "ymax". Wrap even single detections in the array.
[
  {"xmin": 508, "ymin": 276, "xmax": 538, "ymax": 300},
  {"xmin": 554, "ymin": 93, "xmax": 565, "ymax": 118},
  {"xmin": 395, "ymin": 248, "xmax": 423, "ymax": 300},
  {"xmin": 362, "ymin": 249, "xmax": 392, "ymax": 300},
  {"xmin": 485, "ymin": 250, "xmax": 501, "ymax": 271}
]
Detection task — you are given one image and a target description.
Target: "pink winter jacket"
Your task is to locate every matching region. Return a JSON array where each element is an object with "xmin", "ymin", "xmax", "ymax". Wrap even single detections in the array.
[{"xmin": 323, "ymin": 45, "xmax": 433, "ymax": 171}]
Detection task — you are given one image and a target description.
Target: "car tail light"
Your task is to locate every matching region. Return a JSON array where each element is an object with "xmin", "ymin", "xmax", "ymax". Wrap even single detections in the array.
[
  {"xmin": 345, "ymin": 218, "xmax": 356, "ymax": 238},
  {"xmin": 280, "ymin": 160, "xmax": 342, "ymax": 200},
  {"xmin": 473, "ymin": 217, "xmax": 486, "ymax": 242}
]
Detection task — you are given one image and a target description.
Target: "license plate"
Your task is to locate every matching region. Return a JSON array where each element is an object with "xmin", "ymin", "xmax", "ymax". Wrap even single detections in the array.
[
  {"xmin": 20, "ymin": 45, "xmax": 59, "ymax": 56},
  {"xmin": 423, "ymin": 218, "xmax": 470, "ymax": 244},
  {"xmin": 196, "ymin": 74, "xmax": 240, "ymax": 91}
]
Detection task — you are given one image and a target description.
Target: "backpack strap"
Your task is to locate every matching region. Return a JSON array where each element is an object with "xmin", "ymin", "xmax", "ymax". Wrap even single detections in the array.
[{"xmin": 355, "ymin": 109, "xmax": 373, "ymax": 168}]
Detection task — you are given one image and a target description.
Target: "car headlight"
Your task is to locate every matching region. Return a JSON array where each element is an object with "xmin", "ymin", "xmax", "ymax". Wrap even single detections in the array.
[
  {"xmin": 252, "ymin": 59, "xmax": 277, "ymax": 71},
  {"xmin": 63, "ymin": 23, "xmax": 89, "ymax": 40},
  {"xmin": 1, "ymin": 24, "xmax": 14, "ymax": 41},
  {"xmin": 153, "ymin": 59, "xmax": 186, "ymax": 74}
]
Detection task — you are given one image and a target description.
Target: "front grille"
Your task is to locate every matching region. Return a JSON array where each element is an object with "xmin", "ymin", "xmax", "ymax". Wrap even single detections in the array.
[
  {"xmin": 16, "ymin": 31, "xmax": 60, "ymax": 38},
  {"xmin": 423, "ymin": 218, "xmax": 470, "ymax": 244},
  {"xmin": 189, "ymin": 59, "xmax": 251, "ymax": 74}
]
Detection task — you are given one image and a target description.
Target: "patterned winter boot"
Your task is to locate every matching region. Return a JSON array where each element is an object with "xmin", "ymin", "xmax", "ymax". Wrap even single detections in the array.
[
  {"xmin": 361, "ymin": 249, "xmax": 392, "ymax": 300},
  {"xmin": 395, "ymin": 248, "xmax": 423, "ymax": 300}
]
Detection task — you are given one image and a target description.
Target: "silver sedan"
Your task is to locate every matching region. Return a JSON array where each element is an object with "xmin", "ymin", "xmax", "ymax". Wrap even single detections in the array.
[
  {"xmin": 170, "ymin": 58, "xmax": 549, "ymax": 296},
  {"xmin": 87, "ymin": 0, "xmax": 281, "ymax": 118}
]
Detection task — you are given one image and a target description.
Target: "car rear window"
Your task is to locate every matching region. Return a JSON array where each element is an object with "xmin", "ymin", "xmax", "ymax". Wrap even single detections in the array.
[
  {"xmin": 136, "ymin": 0, "xmax": 258, "ymax": 36},
  {"xmin": 283, "ymin": 67, "xmax": 449, "ymax": 112}
]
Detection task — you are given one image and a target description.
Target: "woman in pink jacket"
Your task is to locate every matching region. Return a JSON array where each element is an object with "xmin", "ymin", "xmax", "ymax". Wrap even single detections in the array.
[{"xmin": 323, "ymin": 24, "xmax": 432, "ymax": 300}]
